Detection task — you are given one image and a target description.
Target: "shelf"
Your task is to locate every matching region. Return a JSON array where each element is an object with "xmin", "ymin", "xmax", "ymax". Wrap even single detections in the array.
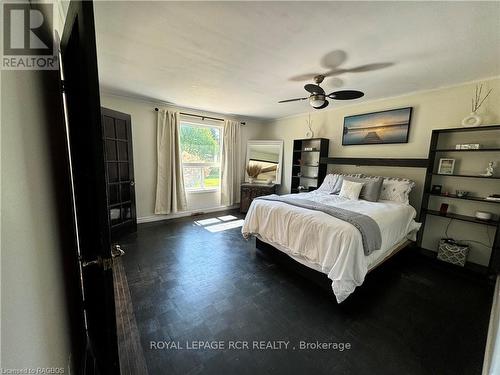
[
  {"xmin": 424, "ymin": 209, "xmax": 498, "ymax": 227},
  {"xmin": 428, "ymin": 192, "xmax": 500, "ymax": 204},
  {"xmin": 433, "ymin": 125, "xmax": 500, "ymax": 134},
  {"xmin": 292, "ymin": 175, "xmax": 318, "ymax": 179},
  {"xmin": 433, "ymin": 148, "xmax": 500, "ymax": 152},
  {"xmin": 293, "ymin": 149, "xmax": 320, "ymax": 153},
  {"xmin": 293, "ymin": 164, "xmax": 319, "ymax": 167},
  {"xmin": 291, "ymin": 188, "xmax": 316, "ymax": 193},
  {"xmin": 431, "ymin": 173, "xmax": 500, "ymax": 179},
  {"xmin": 429, "ymin": 193, "xmax": 500, "ymax": 204}
]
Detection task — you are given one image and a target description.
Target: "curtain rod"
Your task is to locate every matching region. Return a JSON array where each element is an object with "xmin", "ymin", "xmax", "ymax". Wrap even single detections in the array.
[{"xmin": 154, "ymin": 108, "xmax": 245, "ymax": 125}]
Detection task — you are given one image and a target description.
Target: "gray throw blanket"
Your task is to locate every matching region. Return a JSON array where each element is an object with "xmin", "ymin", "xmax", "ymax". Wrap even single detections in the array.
[{"xmin": 256, "ymin": 195, "xmax": 381, "ymax": 255}]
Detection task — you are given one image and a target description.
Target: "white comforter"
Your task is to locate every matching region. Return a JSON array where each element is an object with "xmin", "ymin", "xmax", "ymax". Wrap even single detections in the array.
[{"xmin": 241, "ymin": 191, "xmax": 421, "ymax": 303}]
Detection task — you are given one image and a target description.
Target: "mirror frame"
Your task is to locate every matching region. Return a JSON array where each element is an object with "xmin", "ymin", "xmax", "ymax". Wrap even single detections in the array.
[{"xmin": 245, "ymin": 140, "xmax": 284, "ymax": 185}]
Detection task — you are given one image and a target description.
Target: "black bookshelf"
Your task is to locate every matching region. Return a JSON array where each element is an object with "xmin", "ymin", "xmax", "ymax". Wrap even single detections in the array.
[
  {"xmin": 291, "ymin": 138, "xmax": 329, "ymax": 194},
  {"xmin": 418, "ymin": 125, "xmax": 500, "ymax": 274}
]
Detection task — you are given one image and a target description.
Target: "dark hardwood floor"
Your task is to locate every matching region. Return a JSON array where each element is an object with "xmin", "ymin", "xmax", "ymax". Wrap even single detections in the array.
[{"xmin": 119, "ymin": 209, "xmax": 494, "ymax": 375}]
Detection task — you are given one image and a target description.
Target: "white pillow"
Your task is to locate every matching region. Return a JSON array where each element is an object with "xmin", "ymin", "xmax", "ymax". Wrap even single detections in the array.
[
  {"xmin": 379, "ymin": 179, "xmax": 414, "ymax": 204},
  {"xmin": 331, "ymin": 173, "xmax": 363, "ymax": 194},
  {"xmin": 339, "ymin": 180, "xmax": 364, "ymax": 200},
  {"xmin": 317, "ymin": 174, "xmax": 340, "ymax": 192}
]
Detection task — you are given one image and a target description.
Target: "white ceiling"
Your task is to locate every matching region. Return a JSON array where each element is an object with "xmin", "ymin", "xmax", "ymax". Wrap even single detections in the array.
[{"xmin": 94, "ymin": 1, "xmax": 500, "ymax": 120}]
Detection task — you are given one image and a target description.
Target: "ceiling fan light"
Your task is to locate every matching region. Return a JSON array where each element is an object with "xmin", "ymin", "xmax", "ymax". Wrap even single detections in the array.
[{"xmin": 309, "ymin": 95, "xmax": 325, "ymax": 108}]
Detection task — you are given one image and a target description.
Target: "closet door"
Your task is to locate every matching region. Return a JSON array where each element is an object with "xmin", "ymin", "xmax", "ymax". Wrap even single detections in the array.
[{"xmin": 102, "ymin": 107, "xmax": 137, "ymax": 240}]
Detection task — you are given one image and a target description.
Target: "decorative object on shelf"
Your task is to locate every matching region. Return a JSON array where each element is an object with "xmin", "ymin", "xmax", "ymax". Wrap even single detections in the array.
[
  {"xmin": 486, "ymin": 194, "xmax": 500, "ymax": 201},
  {"xmin": 305, "ymin": 113, "xmax": 314, "ymax": 138},
  {"xmin": 246, "ymin": 164, "xmax": 262, "ymax": 184},
  {"xmin": 461, "ymin": 83, "xmax": 493, "ymax": 127},
  {"xmin": 437, "ymin": 158, "xmax": 455, "ymax": 175},
  {"xmin": 297, "ymin": 185, "xmax": 307, "ymax": 192},
  {"xmin": 480, "ymin": 161, "xmax": 495, "ymax": 177},
  {"xmin": 456, "ymin": 190, "xmax": 469, "ymax": 198},
  {"xmin": 342, "ymin": 107, "xmax": 412, "ymax": 145},
  {"xmin": 475, "ymin": 211, "xmax": 493, "ymax": 221},
  {"xmin": 437, "ymin": 239, "xmax": 470, "ymax": 267},
  {"xmin": 455, "ymin": 143, "xmax": 481, "ymax": 150},
  {"xmin": 439, "ymin": 203, "xmax": 449, "ymax": 215},
  {"xmin": 431, "ymin": 185, "xmax": 442, "ymax": 194}
]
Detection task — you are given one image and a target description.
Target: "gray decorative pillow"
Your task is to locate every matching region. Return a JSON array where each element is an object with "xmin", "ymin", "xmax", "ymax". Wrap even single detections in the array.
[
  {"xmin": 362, "ymin": 175, "xmax": 415, "ymax": 204},
  {"xmin": 342, "ymin": 176, "xmax": 384, "ymax": 202}
]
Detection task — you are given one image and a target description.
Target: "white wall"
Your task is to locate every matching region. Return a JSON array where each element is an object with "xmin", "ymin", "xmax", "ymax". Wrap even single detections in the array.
[
  {"xmin": 100, "ymin": 93, "xmax": 267, "ymax": 222},
  {"xmin": 0, "ymin": 2, "xmax": 77, "ymax": 370},
  {"xmin": 1, "ymin": 69, "xmax": 73, "ymax": 370},
  {"xmin": 262, "ymin": 78, "xmax": 500, "ymax": 266}
]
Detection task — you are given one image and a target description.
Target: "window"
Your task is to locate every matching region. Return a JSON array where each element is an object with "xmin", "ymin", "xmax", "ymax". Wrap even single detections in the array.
[{"xmin": 180, "ymin": 121, "xmax": 222, "ymax": 191}]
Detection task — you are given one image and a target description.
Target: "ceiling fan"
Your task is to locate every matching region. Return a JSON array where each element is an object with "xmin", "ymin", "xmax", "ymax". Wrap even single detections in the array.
[{"xmin": 279, "ymin": 74, "xmax": 364, "ymax": 109}]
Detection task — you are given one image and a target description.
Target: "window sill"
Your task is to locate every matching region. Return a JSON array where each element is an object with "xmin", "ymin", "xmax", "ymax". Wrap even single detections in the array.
[{"xmin": 186, "ymin": 188, "xmax": 220, "ymax": 194}]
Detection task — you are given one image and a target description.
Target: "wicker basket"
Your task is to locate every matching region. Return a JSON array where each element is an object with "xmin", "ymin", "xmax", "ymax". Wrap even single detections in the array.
[{"xmin": 437, "ymin": 239, "xmax": 470, "ymax": 267}]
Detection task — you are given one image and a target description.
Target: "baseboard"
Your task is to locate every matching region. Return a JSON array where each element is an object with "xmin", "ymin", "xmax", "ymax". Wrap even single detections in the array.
[
  {"xmin": 137, "ymin": 204, "xmax": 239, "ymax": 223},
  {"xmin": 483, "ymin": 276, "xmax": 500, "ymax": 375}
]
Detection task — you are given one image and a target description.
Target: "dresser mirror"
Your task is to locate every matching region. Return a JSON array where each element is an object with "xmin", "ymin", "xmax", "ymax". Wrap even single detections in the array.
[{"xmin": 245, "ymin": 140, "xmax": 283, "ymax": 185}]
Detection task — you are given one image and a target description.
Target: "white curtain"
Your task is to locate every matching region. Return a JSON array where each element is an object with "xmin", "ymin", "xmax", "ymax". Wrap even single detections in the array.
[
  {"xmin": 154, "ymin": 109, "xmax": 187, "ymax": 214},
  {"xmin": 221, "ymin": 120, "xmax": 241, "ymax": 206}
]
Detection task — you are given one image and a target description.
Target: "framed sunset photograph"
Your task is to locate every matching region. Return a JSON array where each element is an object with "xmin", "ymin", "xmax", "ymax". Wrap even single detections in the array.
[{"xmin": 342, "ymin": 107, "xmax": 413, "ymax": 145}]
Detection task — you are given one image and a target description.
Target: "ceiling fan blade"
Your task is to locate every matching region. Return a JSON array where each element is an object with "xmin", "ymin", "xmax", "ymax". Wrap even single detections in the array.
[
  {"xmin": 278, "ymin": 97, "xmax": 308, "ymax": 103},
  {"xmin": 304, "ymin": 84, "xmax": 325, "ymax": 95},
  {"xmin": 344, "ymin": 62, "xmax": 394, "ymax": 73},
  {"xmin": 328, "ymin": 90, "xmax": 364, "ymax": 100},
  {"xmin": 289, "ymin": 73, "xmax": 319, "ymax": 82},
  {"xmin": 313, "ymin": 100, "xmax": 329, "ymax": 109}
]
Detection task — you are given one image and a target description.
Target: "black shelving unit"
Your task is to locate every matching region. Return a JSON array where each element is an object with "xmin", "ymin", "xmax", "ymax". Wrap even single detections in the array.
[
  {"xmin": 291, "ymin": 138, "xmax": 329, "ymax": 194},
  {"xmin": 418, "ymin": 125, "xmax": 500, "ymax": 273}
]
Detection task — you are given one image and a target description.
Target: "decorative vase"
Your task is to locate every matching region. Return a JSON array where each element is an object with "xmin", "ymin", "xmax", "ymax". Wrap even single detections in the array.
[
  {"xmin": 248, "ymin": 177, "xmax": 254, "ymax": 183},
  {"xmin": 461, "ymin": 112, "xmax": 482, "ymax": 127}
]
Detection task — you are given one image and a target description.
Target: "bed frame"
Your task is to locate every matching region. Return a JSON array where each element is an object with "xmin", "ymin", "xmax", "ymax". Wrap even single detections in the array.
[{"xmin": 254, "ymin": 157, "xmax": 429, "ymax": 294}]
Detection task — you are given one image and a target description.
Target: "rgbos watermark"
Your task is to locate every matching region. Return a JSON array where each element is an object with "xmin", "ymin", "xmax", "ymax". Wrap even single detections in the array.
[{"xmin": 2, "ymin": 2, "xmax": 58, "ymax": 70}]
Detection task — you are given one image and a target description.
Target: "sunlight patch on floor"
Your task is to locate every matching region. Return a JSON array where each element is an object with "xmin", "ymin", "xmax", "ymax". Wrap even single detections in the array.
[
  {"xmin": 194, "ymin": 217, "xmax": 221, "ymax": 226},
  {"xmin": 204, "ymin": 219, "xmax": 245, "ymax": 232},
  {"xmin": 218, "ymin": 215, "xmax": 238, "ymax": 221}
]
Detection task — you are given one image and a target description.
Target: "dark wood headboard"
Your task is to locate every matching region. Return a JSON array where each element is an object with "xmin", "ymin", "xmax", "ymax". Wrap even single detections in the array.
[{"xmin": 320, "ymin": 157, "xmax": 429, "ymax": 168}]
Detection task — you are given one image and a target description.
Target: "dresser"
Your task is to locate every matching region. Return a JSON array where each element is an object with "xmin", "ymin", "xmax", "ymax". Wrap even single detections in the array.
[{"xmin": 240, "ymin": 183, "xmax": 277, "ymax": 213}]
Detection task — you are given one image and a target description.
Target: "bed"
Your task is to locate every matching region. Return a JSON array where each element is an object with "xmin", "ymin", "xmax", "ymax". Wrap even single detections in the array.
[{"xmin": 241, "ymin": 170, "xmax": 423, "ymax": 303}]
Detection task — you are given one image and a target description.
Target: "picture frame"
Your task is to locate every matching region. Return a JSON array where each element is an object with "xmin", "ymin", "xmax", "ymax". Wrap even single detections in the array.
[
  {"xmin": 342, "ymin": 107, "xmax": 413, "ymax": 145},
  {"xmin": 438, "ymin": 158, "xmax": 455, "ymax": 175}
]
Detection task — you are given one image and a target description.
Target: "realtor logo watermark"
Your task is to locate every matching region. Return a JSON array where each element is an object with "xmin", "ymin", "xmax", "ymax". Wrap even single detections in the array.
[{"xmin": 2, "ymin": 2, "xmax": 58, "ymax": 70}]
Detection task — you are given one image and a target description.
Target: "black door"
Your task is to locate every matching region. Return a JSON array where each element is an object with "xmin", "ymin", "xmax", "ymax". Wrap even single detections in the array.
[
  {"xmin": 60, "ymin": 1, "xmax": 120, "ymax": 374},
  {"xmin": 101, "ymin": 108, "xmax": 137, "ymax": 240}
]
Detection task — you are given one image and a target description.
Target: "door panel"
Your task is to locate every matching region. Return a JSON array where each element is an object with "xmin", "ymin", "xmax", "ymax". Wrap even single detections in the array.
[
  {"xmin": 60, "ymin": 1, "xmax": 120, "ymax": 373},
  {"xmin": 101, "ymin": 107, "xmax": 137, "ymax": 240}
]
